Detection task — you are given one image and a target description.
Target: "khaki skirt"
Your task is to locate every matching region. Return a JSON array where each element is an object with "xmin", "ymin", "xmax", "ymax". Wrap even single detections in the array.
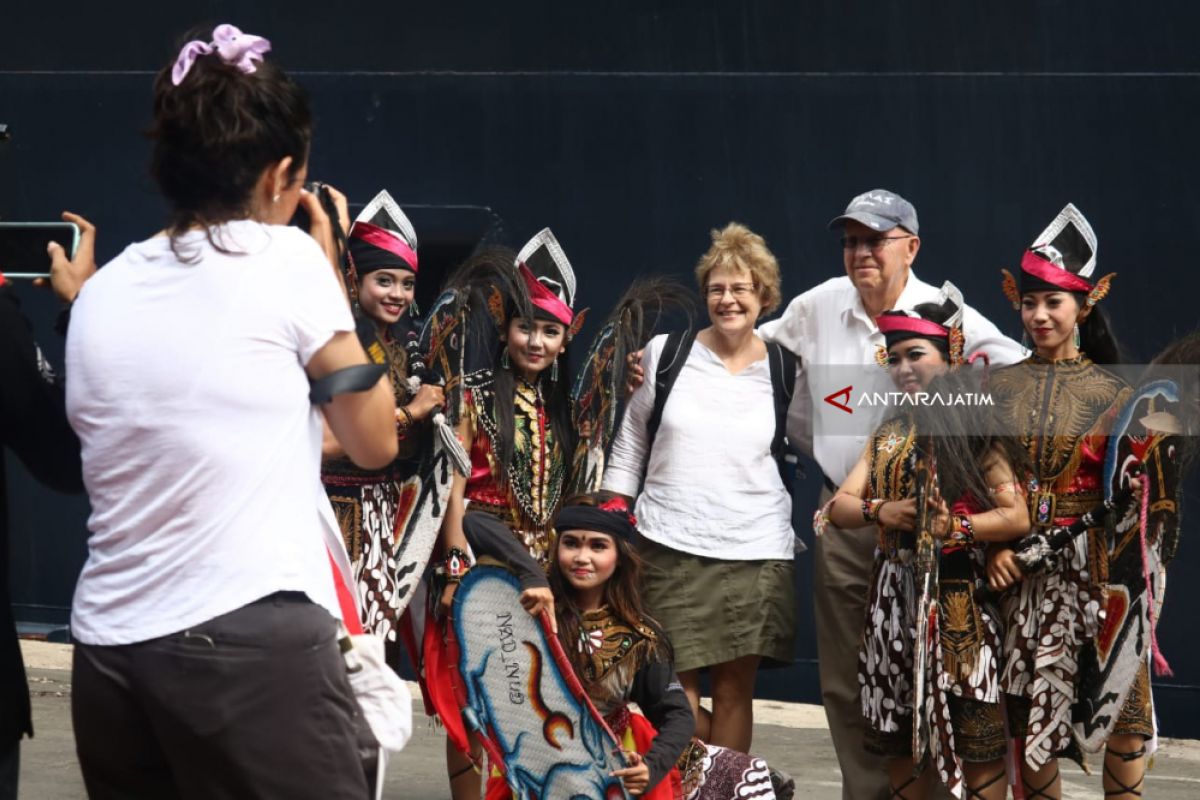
[{"xmin": 637, "ymin": 536, "xmax": 796, "ymax": 672}]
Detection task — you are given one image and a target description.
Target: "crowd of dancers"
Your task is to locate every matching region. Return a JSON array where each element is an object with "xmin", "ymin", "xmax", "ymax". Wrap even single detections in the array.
[{"xmin": 2, "ymin": 21, "xmax": 1193, "ymax": 800}]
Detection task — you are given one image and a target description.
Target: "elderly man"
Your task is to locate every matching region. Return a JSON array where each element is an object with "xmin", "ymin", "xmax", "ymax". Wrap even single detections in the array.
[{"xmin": 757, "ymin": 189, "xmax": 1023, "ymax": 799}]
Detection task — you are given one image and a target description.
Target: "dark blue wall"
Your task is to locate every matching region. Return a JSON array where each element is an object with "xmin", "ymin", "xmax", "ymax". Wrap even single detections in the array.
[{"xmin": 3, "ymin": 1, "xmax": 1200, "ymax": 735}]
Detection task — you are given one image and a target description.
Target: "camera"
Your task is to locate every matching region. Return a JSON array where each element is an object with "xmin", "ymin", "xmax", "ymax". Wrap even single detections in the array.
[{"xmin": 289, "ymin": 181, "xmax": 335, "ymax": 230}]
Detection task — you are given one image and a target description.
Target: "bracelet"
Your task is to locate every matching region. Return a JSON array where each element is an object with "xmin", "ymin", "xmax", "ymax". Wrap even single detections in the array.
[
  {"xmin": 861, "ymin": 498, "xmax": 886, "ymax": 523},
  {"xmin": 396, "ymin": 405, "xmax": 415, "ymax": 440},
  {"xmin": 812, "ymin": 498, "xmax": 835, "ymax": 537},
  {"xmin": 438, "ymin": 547, "xmax": 472, "ymax": 584},
  {"xmin": 947, "ymin": 514, "xmax": 975, "ymax": 545}
]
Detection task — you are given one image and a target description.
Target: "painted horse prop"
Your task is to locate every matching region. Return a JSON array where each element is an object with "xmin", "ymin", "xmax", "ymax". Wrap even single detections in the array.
[{"xmin": 449, "ymin": 564, "xmax": 631, "ymax": 800}]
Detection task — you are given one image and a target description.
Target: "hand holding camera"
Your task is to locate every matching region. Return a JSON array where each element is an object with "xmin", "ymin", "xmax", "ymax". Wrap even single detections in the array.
[{"xmin": 296, "ymin": 182, "xmax": 350, "ymax": 270}]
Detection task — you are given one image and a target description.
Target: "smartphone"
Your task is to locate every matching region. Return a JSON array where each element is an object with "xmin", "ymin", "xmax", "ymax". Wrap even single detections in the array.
[{"xmin": 0, "ymin": 222, "xmax": 80, "ymax": 279}]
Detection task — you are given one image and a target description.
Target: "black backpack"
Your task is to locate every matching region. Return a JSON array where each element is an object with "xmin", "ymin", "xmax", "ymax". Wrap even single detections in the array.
[{"xmin": 644, "ymin": 330, "xmax": 797, "ymax": 484}]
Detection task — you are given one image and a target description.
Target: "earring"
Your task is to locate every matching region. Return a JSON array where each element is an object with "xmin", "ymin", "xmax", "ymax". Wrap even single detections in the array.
[
  {"xmin": 550, "ymin": 357, "xmax": 559, "ymax": 383},
  {"xmin": 410, "ymin": 298, "xmax": 420, "ymax": 318},
  {"xmin": 500, "ymin": 349, "xmax": 511, "ymax": 369},
  {"xmin": 1073, "ymin": 324, "xmax": 1081, "ymax": 349},
  {"xmin": 271, "ymin": 193, "xmax": 280, "ymax": 204},
  {"xmin": 1021, "ymin": 330, "xmax": 1030, "ymax": 351}
]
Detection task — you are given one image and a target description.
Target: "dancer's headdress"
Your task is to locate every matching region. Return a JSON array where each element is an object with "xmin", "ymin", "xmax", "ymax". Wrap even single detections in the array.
[
  {"xmin": 514, "ymin": 228, "xmax": 576, "ymax": 327},
  {"xmin": 876, "ymin": 281, "xmax": 967, "ymax": 367},
  {"xmin": 348, "ymin": 189, "xmax": 419, "ymax": 278},
  {"xmin": 1001, "ymin": 203, "xmax": 1114, "ymax": 309}
]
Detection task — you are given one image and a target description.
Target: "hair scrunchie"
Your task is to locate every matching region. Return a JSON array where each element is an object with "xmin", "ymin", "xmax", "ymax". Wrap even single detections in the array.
[{"xmin": 172, "ymin": 24, "xmax": 272, "ymax": 86}]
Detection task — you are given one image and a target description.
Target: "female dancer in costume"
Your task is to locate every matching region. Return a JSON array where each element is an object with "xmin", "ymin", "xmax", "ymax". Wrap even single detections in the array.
[
  {"xmin": 603, "ymin": 223, "xmax": 795, "ymax": 753},
  {"xmin": 425, "ymin": 230, "xmax": 581, "ymax": 799},
  {"xmin": 987, "ymin": 203, "xmax": 1146, "ymax": 800},
  {"xmin": 321, "ymin": 190, "xmax": 444, "ymax": 643},
  {"xmin": 819, "ymin": 286, "xmax": 1029, "ymax": 800},
  {"xmin": 463, "ymin": 492, "xmax": 792, "ymax": 800}
]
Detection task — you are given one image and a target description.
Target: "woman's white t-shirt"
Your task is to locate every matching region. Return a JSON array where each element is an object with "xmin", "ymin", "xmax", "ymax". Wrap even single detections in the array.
[
  {"xmin": 602, "ymin": 333, "xmax": 794, "ymax": 560},
  {"xmin": 66, "ymin": 221, "xmax": 354, "ymax": 645}
]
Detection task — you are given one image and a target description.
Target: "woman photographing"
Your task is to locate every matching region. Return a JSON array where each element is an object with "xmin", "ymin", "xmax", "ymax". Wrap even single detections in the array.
[{"xmin": 64, "ymin": 24, "xmax": 394, "ymax": 798}]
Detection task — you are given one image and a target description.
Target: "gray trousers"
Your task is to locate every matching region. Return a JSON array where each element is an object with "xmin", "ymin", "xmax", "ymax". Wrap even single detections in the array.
[
  {"xmin": 0, "ymin": 739, "xmax": 15, "ymax": 800},
  {"xmin": 72, "ymin": 592, "xmax": 370, "ymax": 800},
  {"xmin": 814, "ymin": 486, "xmax": 890, "ymax": 800}
]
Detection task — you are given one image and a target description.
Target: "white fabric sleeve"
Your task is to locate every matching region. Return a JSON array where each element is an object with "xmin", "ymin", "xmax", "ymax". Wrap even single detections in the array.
[
  {"xmin": 961, "ymin": 303, "xmax": 1024, "ymax": 368},
  {"xmin": 757, "ymin": 292, "xmax": 808, "ymax": 356},
  {"xmin": 785, "ymin": 362, "xmax": 814, "ymax": 459},
  {"xmin": 760, "ymin": 295, "xmax": 813, "ymax": 457},
  {"xmin": 285, "ymin": 233, "xmax": 356, "ymax": 366},
  {"xmin": 600, "ymin": 335, "xmax": 664, "ymax": 497}
]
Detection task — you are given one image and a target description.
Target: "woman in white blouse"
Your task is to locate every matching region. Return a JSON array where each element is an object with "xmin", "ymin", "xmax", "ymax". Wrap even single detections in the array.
[{"xmin": 602, "ymin": 223, "xmax": 795, "ymax": 752}]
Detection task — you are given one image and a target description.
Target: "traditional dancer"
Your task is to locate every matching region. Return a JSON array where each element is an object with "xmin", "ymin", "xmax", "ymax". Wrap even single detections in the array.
[
  {"xmin": 321, "ymin": 190, "xmax": 444, "ymax": 643},
  {"xmin": 987, "ymin": 203, "xmax": 1144, "ymax": 799},
  {"xmin": 818, "ymin": 285, "xmax": 1029, "ymax": 799},
  {"xmin": 464, "ymin": 492, "xmax": 791, "ymax": 799},
  {"xmin": 422, "ymin": 230, "xmax": 581, "ymax": 798},
  {"xmin": 420, "ymin": 230, "xmax": 681, "ymax": 797}
]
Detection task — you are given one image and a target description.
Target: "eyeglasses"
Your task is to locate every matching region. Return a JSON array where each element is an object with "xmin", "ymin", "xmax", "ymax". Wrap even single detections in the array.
[
  {"xmin": 840, "ymin": 235, "xmax": 912, "ymax": 252},
  {"xmin": 705, "ymin": 283, "xmax": 758, "ymax": 299}
]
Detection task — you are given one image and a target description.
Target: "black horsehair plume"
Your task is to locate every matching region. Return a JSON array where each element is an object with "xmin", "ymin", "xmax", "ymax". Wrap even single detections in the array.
[
  {"xmin": 568, "ymin": 277, "xmax": 694, "ymax": 494},
  {"xmin": 421, "ymin": 245, "xmax": 547, "ymax": 481},
  {"xmin": 1147, "ymin": 330, "xmax": 1200, "ymax": 470}
]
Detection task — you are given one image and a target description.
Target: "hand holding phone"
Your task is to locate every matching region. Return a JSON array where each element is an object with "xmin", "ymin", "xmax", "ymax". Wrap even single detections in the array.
[
  {"xmin": 43, "ymin": 212, "xmax": 97, "ymax": 303},
  {"xmin": 0, "ymin": 212, "xmax": 98, "ymax": 303},
  {"xmin": 0, "ymin": 220, "xmax": 79, "ymax": 279}
]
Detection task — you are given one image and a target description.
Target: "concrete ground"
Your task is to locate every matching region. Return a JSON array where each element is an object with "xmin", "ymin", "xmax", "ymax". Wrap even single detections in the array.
[{"xmin": 17, "ymin": 641, "xmax": 1200, "ymax": 799}]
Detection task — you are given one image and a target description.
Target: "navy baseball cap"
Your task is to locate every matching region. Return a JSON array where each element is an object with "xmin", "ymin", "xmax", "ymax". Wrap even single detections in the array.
[{"xmin": 828, "ymin": 189, "xmax": 919, "ymax": 235}]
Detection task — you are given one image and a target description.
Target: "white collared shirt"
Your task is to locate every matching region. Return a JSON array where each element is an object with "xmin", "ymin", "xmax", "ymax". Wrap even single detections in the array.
[{"xmin": 757, "ymin": 271, "xmax": 1024, "ymax": 486}]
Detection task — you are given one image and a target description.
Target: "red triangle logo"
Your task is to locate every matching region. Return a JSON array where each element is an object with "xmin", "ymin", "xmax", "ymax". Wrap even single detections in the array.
[{"xmin": 824, "ymin": 385, "xmax": 854, "ymax": 414}]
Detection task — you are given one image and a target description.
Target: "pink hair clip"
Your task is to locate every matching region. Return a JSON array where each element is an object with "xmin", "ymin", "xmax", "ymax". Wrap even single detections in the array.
[{"xmin": 171, "ymin": 24, "xmax": 272, "ymax": 86}]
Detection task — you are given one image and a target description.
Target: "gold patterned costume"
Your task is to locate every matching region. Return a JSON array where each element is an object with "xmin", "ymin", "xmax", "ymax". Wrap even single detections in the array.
[
  {"xmin": 465, "ymin": 380, "xmax": 567, "ymax": 568},
  {"xmin": 576, "ymin": 608, "xmax": 779, "ymax": 800},
  {"xmin": 990, "ymin": 354, "xmax": 1132, "ymax": 768},
  {"xmin": 322, "ymin": 327, "xmax": 422, "ymax": 641},
  {"xmin": 858, "ymin": 416, "xmax": 1006, "ymax": 797}
]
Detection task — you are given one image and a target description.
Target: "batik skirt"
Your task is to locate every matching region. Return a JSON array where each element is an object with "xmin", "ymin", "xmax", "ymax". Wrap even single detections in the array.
[
  {"xmin": 999, "ymin": 536, "xmax": 1105, "ymax": 769},
  {"xmin": 325, "ymin": 479, "xmax": 405, "ymax": 641},
  {"xmin": 860, "ymin": 547, "xmax": 1005, "ymax": 796}
]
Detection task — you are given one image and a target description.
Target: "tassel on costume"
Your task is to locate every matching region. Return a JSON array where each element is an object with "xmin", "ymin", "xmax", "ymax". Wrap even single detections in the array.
[{"xmin": 433, "ymin": 411, "xmax": 472, "ymax": 477}]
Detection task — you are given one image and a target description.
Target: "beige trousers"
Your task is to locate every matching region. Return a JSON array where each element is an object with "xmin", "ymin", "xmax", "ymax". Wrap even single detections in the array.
[{"xmin": 814, "ymin": 486, "xmax": 890, "ymax": 800}]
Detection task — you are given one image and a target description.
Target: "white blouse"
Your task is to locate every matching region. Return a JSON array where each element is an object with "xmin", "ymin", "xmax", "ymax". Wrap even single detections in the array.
[{"xmin": 601, "ymin": 334, "xmax": 794, "ymax": 561}]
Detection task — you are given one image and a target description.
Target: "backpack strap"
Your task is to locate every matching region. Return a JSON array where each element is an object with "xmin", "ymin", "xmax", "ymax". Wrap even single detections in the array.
[
  {"xmin": 766, "ymin": 341, "xmax": 797, "ymax": 484},
  {"xmin": 646, "ymin": 332, "xmax": 796, "ymax": 486},
  {"xmin": 645, "ymin": 329, "xmax": 697, "ymax": 444}
]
